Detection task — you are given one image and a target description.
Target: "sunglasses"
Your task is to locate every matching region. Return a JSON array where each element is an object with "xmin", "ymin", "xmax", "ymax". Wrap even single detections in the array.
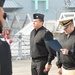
[{"xmin": 3, "ymin": 13, "xmax": 7, "ymax": 20}]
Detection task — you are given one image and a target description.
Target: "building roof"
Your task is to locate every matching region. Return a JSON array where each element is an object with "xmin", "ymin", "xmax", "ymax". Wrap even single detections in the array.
[
  {"xmin": 3, "ymin": 0, "xmax": 22, "ymax": 9},
  {"xmin": 65, "ymin": 1, "xmax": 75, "ymax": 8}
]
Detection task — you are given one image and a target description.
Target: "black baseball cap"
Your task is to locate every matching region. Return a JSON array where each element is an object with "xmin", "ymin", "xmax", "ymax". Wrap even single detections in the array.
[{"xmin": 33, "ymin": 13, "xmax": 44, "ymax": 22}]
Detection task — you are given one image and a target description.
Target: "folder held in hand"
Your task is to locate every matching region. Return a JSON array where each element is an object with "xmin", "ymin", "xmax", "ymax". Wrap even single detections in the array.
[{"xmin": 45, "ymin": 40, "xmax": 62, "ymax": 52}]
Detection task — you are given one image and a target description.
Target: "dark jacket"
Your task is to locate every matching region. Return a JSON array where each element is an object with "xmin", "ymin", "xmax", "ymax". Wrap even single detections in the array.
[
  {"xmin": 56, "ymin": 29, "xmax": 75, "ymax": 70},
  {"xmin": 0, "ymin": 36, "xmax": 12, "ymax": 75},
  {"xmin": 30, "ymin": 26, "xmax": 56, "ymax": 64}
]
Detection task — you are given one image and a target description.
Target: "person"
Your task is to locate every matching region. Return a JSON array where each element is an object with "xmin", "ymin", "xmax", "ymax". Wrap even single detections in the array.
[
  {"xmin": 0, "ymin": 20, "xmax": 12, "ymax": 75},
  {"xmin": 56, "ymin": 17, "xmax": 75, "ymax": 75},
  {"xmin": 0, "ymin": 0, "xmax": 12, "ymax": 75},
  {"xmin": 30, "ymin": 13, "xmax": 56, "ymax": 75},
  {"xmin": 4, "ymin": 29, "xmax": 12, "ymax": 44}
]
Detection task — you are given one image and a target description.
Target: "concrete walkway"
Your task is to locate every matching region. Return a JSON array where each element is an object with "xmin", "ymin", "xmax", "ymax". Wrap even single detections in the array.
[{"xmin": 12, "ymin": 57, "xmax": 58, "ymax": 75}]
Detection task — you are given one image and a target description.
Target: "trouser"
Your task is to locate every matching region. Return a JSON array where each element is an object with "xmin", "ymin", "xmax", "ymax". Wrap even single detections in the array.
[
  {"xmin": 1, "ymin": 64, "xmax": 12, "ymax": 75},
  {"xmin": 62, "ymin": 68, "xmax": 75, "ymax": 75},
  {"xmin": 31, "ymin": 58, "xmax": 48, "ymax": 75},
  {"xmin": 0, "ymin": 64, "xmax": 1, "ymax": 75}
]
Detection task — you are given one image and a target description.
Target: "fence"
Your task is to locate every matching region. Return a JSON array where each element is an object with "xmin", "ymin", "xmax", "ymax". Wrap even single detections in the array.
[{"xmin": 10, "ymin": 35, "xmax": 31, "ymax": 60}]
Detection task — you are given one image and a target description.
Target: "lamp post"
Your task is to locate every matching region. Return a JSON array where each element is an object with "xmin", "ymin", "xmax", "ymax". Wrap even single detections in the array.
[{"xmin": 17, "ymin": 33, "xmax": 23, "ymax": 60}]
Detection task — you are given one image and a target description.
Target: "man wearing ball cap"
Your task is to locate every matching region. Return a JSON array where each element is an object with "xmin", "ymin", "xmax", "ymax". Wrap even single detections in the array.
[
  {"xmin": 30, "ymin": 13, "xmax": 56, "ymax": 75},
  {"xmin": 56, "ymin": 17, "xmax": 75, "ymax": 75}
]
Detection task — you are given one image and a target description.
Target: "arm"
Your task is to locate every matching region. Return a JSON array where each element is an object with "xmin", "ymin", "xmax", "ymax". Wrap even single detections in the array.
[
  {"xmin": 44, "ymin": 31, "xmax": 56, "ymax": 72},
  {"xmin": 44, "ymin": 31, "xmax": 56, "ymax": 64},
  {"xmin": 60, "ymin": 47, "xmax": 75, "ymax": 56},
  {"xmin": 56, "ymin": 52, "xmax": 62, "ymax": 75},
  {"xmin": 68, "ymin": 43, "xmax": 75, "ymax": 56}
]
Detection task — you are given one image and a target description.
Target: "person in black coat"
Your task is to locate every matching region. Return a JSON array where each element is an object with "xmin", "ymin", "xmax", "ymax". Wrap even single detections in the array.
[
  {"xmin": 0, "ymin": 33, "xmax": 12, "ymax": 75},
  {"xmin": 30, "ymin": 13, "xmax": 56, "ymax": 75},
  {"xmin": 0, "ymin": 1, "xmax": 12, "ymax": 73}
]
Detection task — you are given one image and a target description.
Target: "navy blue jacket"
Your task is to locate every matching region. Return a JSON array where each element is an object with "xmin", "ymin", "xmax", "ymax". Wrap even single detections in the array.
[{"xmin": 0, "ymin": 36, "xmax": 12, "ymax": 75}]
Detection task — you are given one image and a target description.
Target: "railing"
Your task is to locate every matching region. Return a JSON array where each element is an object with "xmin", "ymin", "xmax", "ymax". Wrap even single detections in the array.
[{"xmin": 10, "ymin": 35, "xmax": 31, "ymax": 60}]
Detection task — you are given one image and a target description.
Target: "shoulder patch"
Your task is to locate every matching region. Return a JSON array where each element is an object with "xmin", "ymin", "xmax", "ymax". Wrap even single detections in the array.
[{"xmin": 45, "ymin": 29, "xmax": 49, "ymax": 32}]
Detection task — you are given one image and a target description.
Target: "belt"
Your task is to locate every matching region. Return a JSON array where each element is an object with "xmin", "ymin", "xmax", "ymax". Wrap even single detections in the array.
[{"xmin": 32, "ymin": 56, "xmax": 48, "ymax": 60}]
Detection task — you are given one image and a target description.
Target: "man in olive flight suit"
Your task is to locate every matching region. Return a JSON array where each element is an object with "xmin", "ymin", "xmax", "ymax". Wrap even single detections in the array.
[{"xmin": 56, "ymin": 17, "xmax": 75, "ymax": 75}]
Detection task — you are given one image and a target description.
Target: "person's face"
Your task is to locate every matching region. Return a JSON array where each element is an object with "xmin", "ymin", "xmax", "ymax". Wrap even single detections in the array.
[
  {"xmin": 0, "ymin": 7, "xmax": 4, "ymax": 26},
  {"xmin": 64, "ymin": 24, "xmax": 73, "ymax": 34},
  {"xmin": 33, "ymin": 19, "xmax": 43, "ymax": 30}
]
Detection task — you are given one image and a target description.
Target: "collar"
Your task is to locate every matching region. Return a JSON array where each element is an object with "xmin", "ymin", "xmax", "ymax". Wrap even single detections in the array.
[
  {"xmin": 70, "ymin": 28, "xmax": 75, "ymax": 35},
  {"xmin": 35, "ymin": 26, "xmax": 43, "ymax": 32},
  {"xmin": 66, "ymin": 28, "xmax": 75, "ymax": 36}
]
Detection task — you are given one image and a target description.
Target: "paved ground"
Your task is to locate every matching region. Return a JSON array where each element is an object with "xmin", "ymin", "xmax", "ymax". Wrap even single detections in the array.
[{"xmin": 12, "ymin": 57, "xmax": 58, "ymax": 75}]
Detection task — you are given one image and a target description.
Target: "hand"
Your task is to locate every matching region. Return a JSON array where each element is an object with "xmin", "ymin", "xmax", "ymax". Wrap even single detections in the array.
[
  {"xmin": 60, "ymin": 49, "xmax": 69, "ymax": 55},
  {"xmin": 43, "ymin": 63, "xmax": 52, "ymax": 73},
  {"xmin": 58, "ymin": 68, "xmax": 62, "ymax": 75}
]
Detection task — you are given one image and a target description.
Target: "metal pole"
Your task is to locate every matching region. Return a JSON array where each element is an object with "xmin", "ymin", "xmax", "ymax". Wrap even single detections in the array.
[{"xmin": 17, "ymin": 33, "xmax": 22, "ymax": 60}]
